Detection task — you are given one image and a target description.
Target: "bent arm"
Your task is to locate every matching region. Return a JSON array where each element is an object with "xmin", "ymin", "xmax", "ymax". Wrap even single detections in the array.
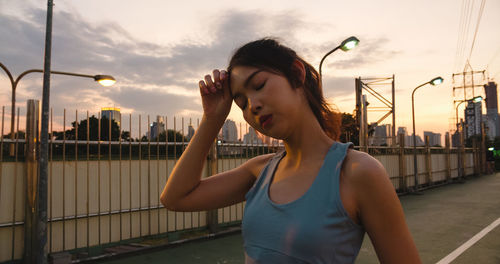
[
  {"xmin": 349, "ymin": 152, "xmax": 421, "ymax": 264},
  {"xmin": 160, "ymin": 115, "xmax": 268, "ymax": 212},
  {"xmin": 160, "ymin": 115, "xmax": 221, "ymax": 211}
]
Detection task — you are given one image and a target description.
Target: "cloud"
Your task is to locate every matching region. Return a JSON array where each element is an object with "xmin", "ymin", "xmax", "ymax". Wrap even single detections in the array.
[
  {"xmin": 1, "ymin": 5, "xmax": 392, "ymax": 132},
  {"xmin": 328, "ymin": 37, "xmax": 402, "ymax": 69}
]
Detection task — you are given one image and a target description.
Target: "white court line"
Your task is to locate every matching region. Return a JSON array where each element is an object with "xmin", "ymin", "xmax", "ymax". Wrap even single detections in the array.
[{"xmin": 436, "ymin": 217, "xmax": 500, "ymax": 264}]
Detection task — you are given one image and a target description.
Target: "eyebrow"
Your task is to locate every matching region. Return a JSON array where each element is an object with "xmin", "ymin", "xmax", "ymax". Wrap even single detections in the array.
[
  {"xmin": 244, "ymin": 69, "xmax": 264, "ymax": 88},
  {"xmin": 233, "ymin": 69, "xmax": 264, "ymax": 100}
]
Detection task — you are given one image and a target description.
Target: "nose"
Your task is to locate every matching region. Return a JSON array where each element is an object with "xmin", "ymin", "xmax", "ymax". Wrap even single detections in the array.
[{"xmin": 248, "ymin": 96, "xmax": 262, "ymax": 115}]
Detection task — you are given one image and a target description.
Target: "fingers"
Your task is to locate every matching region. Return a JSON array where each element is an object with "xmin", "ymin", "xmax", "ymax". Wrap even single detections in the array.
[
  {"xmin": 204, "ymin": 74, "xmax": 216, "ymax": 93},
  {"xmin": 213, "ymin": 70, "xmax": 221, "ymax": 90},
  {"xmin": 199, "ymin": 69, "xmax": 228, "ymax": 95},
  {"xmin": 199, "ymin": 80, "xmax": 209, "ymax": 95}
]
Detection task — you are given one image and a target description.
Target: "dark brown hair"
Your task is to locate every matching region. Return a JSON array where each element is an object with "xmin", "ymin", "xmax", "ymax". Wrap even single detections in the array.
[{"xmin": 228, "ymin": 38, "xmax": 341, "ymax": 140}]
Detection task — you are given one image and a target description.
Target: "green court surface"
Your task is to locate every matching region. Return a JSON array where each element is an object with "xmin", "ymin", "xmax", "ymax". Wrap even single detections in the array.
[{"xmin": 93, "ymin": 173, "xmax": 500, "ymax": 264}]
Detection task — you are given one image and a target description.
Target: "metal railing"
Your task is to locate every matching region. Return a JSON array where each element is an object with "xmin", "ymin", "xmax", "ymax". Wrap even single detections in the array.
[{"xmin": 0, "ymin": 104, "xmax": 481, "ymax": 263}]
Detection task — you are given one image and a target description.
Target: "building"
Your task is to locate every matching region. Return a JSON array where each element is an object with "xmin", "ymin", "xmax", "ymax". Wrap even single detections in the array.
[
  {"xmin": 464, "ymin": 101, "xmax": 482, "ymax": 139},
  {"xmin": 397, "ymin": 126, "xmax": 424, "ymax": 146},
  {"xmin": 149, "ymin": 116, "xmax": 165, "ymax": 140},
  {"xmin": 243, "ymin": 127, "xmax": 263, "ymax": 144},
  {"xmin": 451, "ymin": 130, "xmax": 460, "ymax": 147},
  {"xmin": 101, "ymin": 107, "xmax": 121, "ymax": 127},
  {"xmin": 221, "ymin": 119, "xmax": 238, "ymax": 142},
  {"xmin": 187, "ymin": 123, "xmax": 195, "ymax": 141},
  {"xmin": 369, "ymin": 123, "xmax": 392, "ymax": 146},
  {"xmin": 423, "ymin": 131, "xmax": 442, "ymax": 146},
  {"xmin": 484, "ymin": 81, "xmax": 499, "ymax": 139}
]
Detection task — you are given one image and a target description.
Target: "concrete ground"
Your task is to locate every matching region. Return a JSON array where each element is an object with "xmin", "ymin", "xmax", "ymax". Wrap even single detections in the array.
[{"xmin": 94, "ymin": 173, "xmax": 500, "ymax": 264}]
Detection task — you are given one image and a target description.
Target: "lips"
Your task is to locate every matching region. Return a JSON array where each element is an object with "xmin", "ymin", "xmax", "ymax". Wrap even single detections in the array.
[{"xmin": 259, "ymin": 114, "xmax": 273, "ymax": 128}]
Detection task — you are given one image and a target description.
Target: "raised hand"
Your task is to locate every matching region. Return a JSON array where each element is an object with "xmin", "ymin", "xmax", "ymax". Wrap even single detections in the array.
[{"xmin": 199, "ymin": 69, "xmax": 232, "ymax": 121}]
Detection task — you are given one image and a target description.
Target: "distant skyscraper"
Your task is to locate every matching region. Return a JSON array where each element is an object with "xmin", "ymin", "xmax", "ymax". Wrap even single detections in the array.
[
  {"xmin": 149, "ymin": 116, "xmax": 165, "ymax": 140},
  {"xmin": 370, "ymin": 124, "xmax": 392, "ymax": 146},
  {"xmin": 464, "ymin": 101, "xmax": 482, "ymax": 138},
  {"xmin": 243, "ymin": 127, "xmax": 262, "ymax": 144},
  {"xmin": 187, "ymin": 123, "xmax": 195, "ymax": 140},
  {"xmin": 423, "ymin": 131, "xmax": 442, "ymax": 146},
  {"xmin": 397, "ymin": 127, "xmax": 407, "ymax": 145},
  {"xmin": 222, "ymin": 119, "xmax": 238, "ymax": 142},
  {"xmin": 484, "ymin": 81, "xmax": 499, "ymax": 138},
  {"xmin": 101, "ymin": 107, "xmax": 121, "ymax": 127}
]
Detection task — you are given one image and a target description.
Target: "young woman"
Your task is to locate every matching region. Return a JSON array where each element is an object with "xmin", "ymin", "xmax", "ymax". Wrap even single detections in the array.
[{"xmin": 161, "ymin": 39, "xmax": 421, "ymax": 263}]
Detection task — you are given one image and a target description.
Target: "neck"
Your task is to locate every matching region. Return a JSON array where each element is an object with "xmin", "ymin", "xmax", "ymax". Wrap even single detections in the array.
[{"xmin": 281, "ymin": 116, "xmax": 334, "ymax": 169}]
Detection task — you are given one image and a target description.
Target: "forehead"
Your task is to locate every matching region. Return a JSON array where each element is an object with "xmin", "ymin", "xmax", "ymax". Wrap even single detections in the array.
[{"xmin": 229, "ymin": 66, "xmax": 261, "ymax": 92}]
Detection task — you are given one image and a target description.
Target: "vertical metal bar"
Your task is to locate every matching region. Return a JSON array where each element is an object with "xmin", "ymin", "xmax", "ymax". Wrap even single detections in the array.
[
  {"xmin": 147, "ymin": 115, "xmax": 151, "ymax": 236},
  {"xmin": 239, "ymin": 122, "xmax": 243, "ymax": 220},
  {"xmin": 197, "ymin": 118, "xmax": 201, "ymax": 228},
  {"xmin": 245, "ymin": 124, "xmax": 250, "ymax": 218},
  {"xmin": 108, "ymin": 113, "xmax": 112, "ymax": 243},
  {"xmin": 0, "ymin": 106, "xmax": 3, "ymax": 222},
  {"xmin": 97, "ymin": 112, "xmax": 101, "ymax": 245},
  {"xmin": 74, "ymin": 110, "xmax": 78, "ymax": 250},
  {"xmin": 182, "ymin": 117, "xmax": 189, "ymax": 229},
  {"xmin": 392, "ymin": 75, "xmax": 396, "ymax": 146},
  {"xmin": 62, "ymin": 109, "xmax": 66, "ymax": 250},
  {"xmin": 138, "ymin": 115, "xmax": 142, "ymax": 236},
  {"xmin": 38, "ymin": 2, "xmax": 53, "ymax": 262},
  {"xmin": 85, "ymin": 111, "xmax": 89, "ymax": 250},
  {"xmin": 49, "ymin": 108, "xmax": 53, "ymax": 253},
  {"xmin": 165, "ymin": 116, "xmax": 169, "ymax": 232},
  {"xmin": 128, "ymin": 114, "xmax": 132, "ymax": 239},
  {"xmin": 221, "ymin": 126, "xmax": 225, "ymax": 224},
  {"xmin": 156, "ymin": 116, "xmax": 160, "ymax": 234},
  {"xmin": 119, "ymin": 111, "xmax": 122, "ymax": 241},
  {"xmin": 173, "ymin": 116, "xmax": 177, "ymax": 231},
  {"xmin": 25, "ymin": 100, "xmax": 37, "ymax": 263},
  {"xmin": 11, "ymin": 107, "xmax": 19, "ymax": 260}
]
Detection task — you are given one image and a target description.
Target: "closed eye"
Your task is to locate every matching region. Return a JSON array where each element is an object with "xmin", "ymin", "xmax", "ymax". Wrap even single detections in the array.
[{"xmin": 256, "ymin": 80, "xmax": 266, "ymax": 90}]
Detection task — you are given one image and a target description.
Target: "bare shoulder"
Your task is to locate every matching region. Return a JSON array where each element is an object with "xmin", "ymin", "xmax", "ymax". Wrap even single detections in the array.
[
  {"xmin": 241, "ymin": 153, "xmax": 276, "ymax": 179},
  {"xmin": 342, "ymin": 149, "xmax": 388, "ymax": 185}
]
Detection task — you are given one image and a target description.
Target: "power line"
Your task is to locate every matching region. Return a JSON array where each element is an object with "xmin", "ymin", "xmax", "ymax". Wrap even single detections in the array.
[
  {"xmin": 467, "ymin": 0, "xmax": 486, "ymax": 62},
  {"xmin": 453, "ymin": 0, "xmax": 467, "ymax": 72}
]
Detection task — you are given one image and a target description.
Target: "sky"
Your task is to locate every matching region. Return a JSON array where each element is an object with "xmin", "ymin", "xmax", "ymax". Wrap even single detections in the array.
[{"xmin": 0, "ymin": 0, "xmax": 499, "ymax": 140}]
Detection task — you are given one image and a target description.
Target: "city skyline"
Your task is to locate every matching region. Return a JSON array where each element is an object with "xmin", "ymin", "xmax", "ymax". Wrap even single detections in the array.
[{"xmin": 1, "ymin": 1, "xmax": 499, "ymax": 140}]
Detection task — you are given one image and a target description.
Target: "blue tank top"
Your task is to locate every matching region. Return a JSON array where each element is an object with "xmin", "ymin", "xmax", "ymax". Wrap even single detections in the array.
[{"xmin": 242, "ymin": 142, "xmax": 364, "ymax": 263}]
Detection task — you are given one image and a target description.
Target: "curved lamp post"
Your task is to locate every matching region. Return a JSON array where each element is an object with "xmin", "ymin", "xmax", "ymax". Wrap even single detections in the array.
[
  {"xmin": 0, "ymin": 62, "xmax": 115, "ymax": 154},
  {"xmin": 318, "ymin": 36, "xmax": 360, "ymax": 80},
  {"xmin": 411, "ymin": 76, "xmax": 443, "ymax": 192}
]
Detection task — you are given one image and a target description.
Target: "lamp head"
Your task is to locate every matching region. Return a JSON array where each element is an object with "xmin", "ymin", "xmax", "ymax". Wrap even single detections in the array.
[
  {"xmin": 430, "ymin": 77, "xmax": 443, "ymax": 86},
  {"xmin": 340, "ymin": 36, "xmax": 360, "ymax": 52},
  {"xmin": 94, "ymin": 75, "xmax": 116, "ymax": 86},
  {"xmin": 472, "ymin": 96, "xmax": 483, "ymax": 103}
]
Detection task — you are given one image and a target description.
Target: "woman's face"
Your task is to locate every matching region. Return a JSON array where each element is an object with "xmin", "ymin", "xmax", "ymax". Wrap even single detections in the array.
[{"xmin": 229, "ymin": 65, "xmax": 306, "ymax": 139}]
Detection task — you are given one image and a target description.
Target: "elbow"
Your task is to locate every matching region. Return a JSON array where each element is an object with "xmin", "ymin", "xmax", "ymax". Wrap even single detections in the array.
[
  {"xmin": 160, "ymin": 192, "xmax": 182, "ymax": 211},
  {"xmin": 160, "ymin": 192, "xmax": 175, "ymax": 211}
]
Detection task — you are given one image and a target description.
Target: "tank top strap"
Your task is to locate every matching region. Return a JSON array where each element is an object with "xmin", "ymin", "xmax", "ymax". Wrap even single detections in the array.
[
  {"xmin": 318, "ymin": 141, "xmax": 359, "ymax": 228},
  {"xmin": 245, "ymin": 149, "xmax": 286, "ymax": 201}
]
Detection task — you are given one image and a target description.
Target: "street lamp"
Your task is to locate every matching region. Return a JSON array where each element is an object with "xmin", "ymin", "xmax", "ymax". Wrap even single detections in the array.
[
  {"xmin": 318, "ymin": 36, "xmax": 360, "ymax": 80},
  {"xmin": 0, "ymin": 62, "xmax": 115, "ymax": 154},
  {"xmin": 411, "ymin": 76, "xmax": 443, "ymax": 192}
]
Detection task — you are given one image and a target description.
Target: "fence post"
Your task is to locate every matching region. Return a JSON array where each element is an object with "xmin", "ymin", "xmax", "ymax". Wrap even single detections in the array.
[
  {"xmin": 481, "ymin": 122, "xmax": 486, "ymax": 175},
  {"xmin": 206, "ymin": 139, "xmax": 218, "ymax": 233},
  {"xmin": 472, "ymin": 138, "xmax": 478, "ymax": 175},
  {"xmin": 460, "ymin": 120, "xmax": 465, "ymax": 179},
  {"xmin": 425, "ymin": 135, "xmax": 432, "ymax": 185},
  {"xmin": 398, "ymin": 133, "xmax": 406, "ymax": 192},
  {"xmin": 445, "ymin": 134, "xmax": 451, "ymax": 182},
  {"xmin": 24, "ymin": 99, "xmax": 40, "ymax": 264}
]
